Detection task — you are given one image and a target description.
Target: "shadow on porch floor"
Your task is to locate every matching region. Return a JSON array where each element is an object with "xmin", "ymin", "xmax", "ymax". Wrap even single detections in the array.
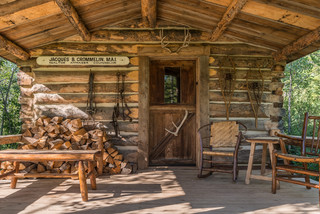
[{"xmin": 0, "ymin": 167, "xmax": 318, "ymax": 214}]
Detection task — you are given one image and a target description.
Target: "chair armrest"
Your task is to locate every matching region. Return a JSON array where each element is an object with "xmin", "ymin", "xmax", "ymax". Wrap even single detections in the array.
[
  {"xmin": 275, "ymin": 132, "xmax": 303, "ymax": 141},
  {"xmin": 0, "ymin": 134, "xmax": 22, "ymax": 145}
]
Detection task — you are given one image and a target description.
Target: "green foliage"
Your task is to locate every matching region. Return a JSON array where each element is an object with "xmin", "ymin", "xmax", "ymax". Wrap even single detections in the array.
[
  {"xmin": 282, "ymin": 50, "xmax": 320, "ymax": 180},
  {"xmin": 282, "ymin": 50, "xmax": 320, "ymax": 136},
  {"xmin": 0, "ymin": 58, "xmax": 21, "ymax": 150}
]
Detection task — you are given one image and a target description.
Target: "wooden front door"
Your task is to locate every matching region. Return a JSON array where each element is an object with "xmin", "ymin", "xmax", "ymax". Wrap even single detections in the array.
[{"xmin": 149, "ymin": 60, "xmax": 196, "ymax": 165}]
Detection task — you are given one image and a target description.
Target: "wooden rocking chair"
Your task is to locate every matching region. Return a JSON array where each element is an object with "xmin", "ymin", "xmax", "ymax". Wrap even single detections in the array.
[
  {"xmin": 272, "ymin": 112, "xmax": 320, "ymax": 204},
  {"xmin": 198, "ymin": 121, "xmax": 246, "ymax": 181}
]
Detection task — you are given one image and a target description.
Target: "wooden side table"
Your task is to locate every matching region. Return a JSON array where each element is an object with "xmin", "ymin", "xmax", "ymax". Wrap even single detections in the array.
[{"xmin": 245, "ymin": 138, "xmax": 280, "ymax": 184}]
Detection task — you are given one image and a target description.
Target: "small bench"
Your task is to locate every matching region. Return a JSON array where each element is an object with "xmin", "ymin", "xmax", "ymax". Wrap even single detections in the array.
[{"xmin": 0, "ymin": 149, "xmax": 101, "ymax": 202}]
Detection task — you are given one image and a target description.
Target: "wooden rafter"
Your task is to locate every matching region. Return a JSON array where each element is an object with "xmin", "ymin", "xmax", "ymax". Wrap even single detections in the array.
[
  {"xmin": 274, "ymin": 27, "xmax": 320, "ymax": 62},
  {"xmin": 0, "ymin": 34, "xmax": 29, "ymax": 60},
  {"xmin": 55, "ymin": 0, "xmax": 91, "ymax": 41},
  {"xmin": 210, "ymin": 0, "xmax": 248, "ymax": 41},
  {"xmin": 141, "ymin": 0, "xmax": 157, "ymax": 28}
]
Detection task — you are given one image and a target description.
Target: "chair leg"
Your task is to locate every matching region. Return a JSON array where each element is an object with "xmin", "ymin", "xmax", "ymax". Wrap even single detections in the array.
[
  {"xmin": 304, "ymin": 163, "xmax": 311, "ymax": 189},
  {"xmin": 272, "ymin": 152, "xmax": 277, "ymax": 194},
  {"xmin": 232, "ymin": 155, "xmax": 238, "ymax": 182},
  {"xmin": 10, "ymin": 161, "xmax": 19, "ymax": 189},
  {"xmin": 198, "ymin": 152, "xmax": 204, "ymax": 178}
]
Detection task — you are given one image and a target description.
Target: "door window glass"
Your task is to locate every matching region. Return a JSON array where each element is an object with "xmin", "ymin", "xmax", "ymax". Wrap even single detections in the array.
[{"xmin": 164, "ymin": 67, "xmax": 180, "ymax": 104}]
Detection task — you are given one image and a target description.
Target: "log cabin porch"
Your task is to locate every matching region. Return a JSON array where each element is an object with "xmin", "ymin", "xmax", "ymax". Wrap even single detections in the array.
[
  {"xmin": 0, "ymin": 167, "xmax": 319, "ymax": 214},
  {"xmin": 0, "ymin": 0, "xmax": 320, "ymax": 212}
]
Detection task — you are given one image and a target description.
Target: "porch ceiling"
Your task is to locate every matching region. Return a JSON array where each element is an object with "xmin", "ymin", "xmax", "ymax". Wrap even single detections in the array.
[{"xmin": 0, "ymin": 0, "xmax": 319, "ymax": 63}]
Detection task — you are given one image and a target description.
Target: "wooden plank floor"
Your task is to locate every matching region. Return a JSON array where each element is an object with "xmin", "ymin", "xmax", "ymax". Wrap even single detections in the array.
[{"xmin": 0, "ymin": 167, "xmax": 319, "ymax": 213}]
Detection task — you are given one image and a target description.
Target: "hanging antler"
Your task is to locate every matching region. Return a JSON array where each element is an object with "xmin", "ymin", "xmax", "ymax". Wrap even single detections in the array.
[
  {"xmin": 160, "ymin": 28, "xmax": 191, "ymax": 53},
  {"xmin": 165, "ymin": 110, "xmax": 189, "ymax": 136}
]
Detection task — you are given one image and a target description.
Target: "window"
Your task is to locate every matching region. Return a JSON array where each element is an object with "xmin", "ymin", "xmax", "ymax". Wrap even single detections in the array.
[{"xmin": 164, "ymin": 67, "xmax": 180, "ymax": 104}]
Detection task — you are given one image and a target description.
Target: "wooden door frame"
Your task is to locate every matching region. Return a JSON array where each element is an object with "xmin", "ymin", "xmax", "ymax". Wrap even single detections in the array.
[{"xmin": 138, "ymin": 46, "xmax": 209, "ymax": 169}]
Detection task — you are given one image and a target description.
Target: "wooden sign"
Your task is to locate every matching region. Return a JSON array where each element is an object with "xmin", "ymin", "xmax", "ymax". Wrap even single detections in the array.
[{"xmin": 36, "ymin": 56, "xmax": 130, "ymax": 66}]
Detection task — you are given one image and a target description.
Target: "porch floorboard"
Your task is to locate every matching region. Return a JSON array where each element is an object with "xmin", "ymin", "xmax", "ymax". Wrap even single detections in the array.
[{"xmin": 0, "ymin": 167, "xmax": 318, "ymax": 213}]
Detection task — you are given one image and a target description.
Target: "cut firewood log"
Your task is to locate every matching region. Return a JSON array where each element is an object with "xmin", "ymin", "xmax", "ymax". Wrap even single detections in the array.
[
  {"xmin": 22, "ymin": 144, "xmax": 35, "ymax": 150},
  {"xmin": 46, "ymin": 161, "xmax": 54, "ymax": 170},
  {"xmin": 110, "ymin": 165, "xmax": 121, "ymax": 174},
  {"xmin": 37, "ymin": 163, "xmax": 46, "ymax": 173},
  {"xmin": 22, "ymin": 129, "xmax": 32, "ymax": 137},
  {"xmin": 114, "ymin": 154, "xmax": 123, "ymax": 161},
  {"xmin": 44, "ymin": 124, "xmax": 55, "ymax": 133},
  {"xmin": 114, "ymin": 159, "xmax": 121, "ymax": 167},
  {"xmin": 22, "ymin": 137, "xmax": 39, "ymax": 146},
  {"xmin": 60, "ymin": 125, "xmax": 69, "ymax": 133},
  {"xmin": 48, "ymin": 131, "xmax": 58, "ymax": 138},
  {"xmin": 103, "ymin": 152, "xmax": 109, "ymax": 160},
  {"xmin": 110, "ymin": 150, "xmax": 119, "ymax": 158},
  {"xmin": 51, "ymin": 116, "xmax": 63, "ymax": 124},
  {"xmin": 70, "ymin": 119, "xmax": 82, "ymax": 129},
  {"xmin": 36, "ymin": 118, "xmax": 44, "ymax": 126},
  {"xmin": 59, "ymin": 162, "xmax": 71, "ymax": 172},
  {"xmin": 49, "ymin": 139, "xmax": 64, "ymax": 150},
  {"xmin": 71, "ymin": 142, "xmax": 80, "ymax": 150},
  {"xmin": 73, "ymin": 128, "xmax": 87, "ymax": 136},
  {"xmin": 53, "ymin": 161, "xmax": 64, "ymax": 168},
  {"xmin": 106, "ymin": 147, "xmax": 116, "ymax": 154},
  {"xmin": 43, "ymin": 117, "xmax": 52, "ymax": 126},
  {"xmin": 106, "ymin": 156, "xmax": 114, "ymax": 165},
  {"xmin": 23, "ymin": 163, "xmax": 37, "ymax": 173},
  {"xmin": 61, "ymin": 141, "xmax": 71, "ymax": 150},
  {"xmin": 37, "ymin": 136, "xmax": 48, "ymax": 149}
]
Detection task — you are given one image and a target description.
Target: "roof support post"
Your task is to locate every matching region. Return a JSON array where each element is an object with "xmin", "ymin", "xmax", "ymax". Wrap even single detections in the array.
[
  {"xmin": 210, "ymin": 0, "xmax": 248, "ymax": 41},
  {"xmin": 141, "ymin": 0, "xmax": 157, "ymax": 28},
  {"xmin": 55, "ymin": 0, "xmax": 91, "ymax": 41},
  {"xmin": 274, "ymin": 27, "xmax": 320, "ymax": 62},
  {"xmin": 0, "ymin": 34, "xmax": 29, "ymax": 60}
]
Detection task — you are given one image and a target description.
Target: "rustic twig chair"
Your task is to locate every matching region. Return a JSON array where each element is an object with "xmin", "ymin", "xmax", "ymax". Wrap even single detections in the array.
[
  {"xmin": 198, "ymin": 121, "xmax": 246, "ymax": 181},
  {"xmin": 272, "ymin": 112, "xmax": 320, "ymax": 204}
]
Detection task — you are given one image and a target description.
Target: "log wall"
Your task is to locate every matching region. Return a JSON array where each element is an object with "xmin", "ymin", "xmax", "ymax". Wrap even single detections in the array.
[{"xmin": 16, "ymin": 41, "xmax": 285, "ymax": 167}]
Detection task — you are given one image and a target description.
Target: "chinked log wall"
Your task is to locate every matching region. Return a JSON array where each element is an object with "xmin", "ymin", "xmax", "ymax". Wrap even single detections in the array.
[{"xmin": 16, "ymin": 41, "xmax": 285, "ymax": 165}]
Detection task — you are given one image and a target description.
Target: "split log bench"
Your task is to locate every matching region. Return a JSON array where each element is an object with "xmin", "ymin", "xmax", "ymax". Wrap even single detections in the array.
[{"xmin": 0, "ymin": 135, "xmax": 103, "ymax": 202}]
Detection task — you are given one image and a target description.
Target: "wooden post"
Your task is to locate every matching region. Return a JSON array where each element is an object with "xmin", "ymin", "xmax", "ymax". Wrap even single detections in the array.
[
  {"xmin": 141, "ymin": 0, "xmax": 157, "ymax": 28},
  {"xmin": 138, "ymin": 56, "xmax": 150, "ymax": 169},
  {"xmin": 55, "ymin": 0, "xmax": 91, "ymax": 41},
  {"xmin": 10, "ymin": 161, "xmax": 19, "ymax": 189},
  {"xmin": 78, "ymin": 161, "xmax": 88, "ymax": 202},
  {"xmin": 88, "ymin": 161, "xmax": 97, "ymax": 190},
  {"xmin": 196, "ymin": 56, "xmax": 209, "ymax": 168}
]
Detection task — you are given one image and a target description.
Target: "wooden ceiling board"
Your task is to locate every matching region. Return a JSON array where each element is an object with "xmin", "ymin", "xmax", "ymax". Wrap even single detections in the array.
[
  {"xmin": 160, "ymin": 0, "xmax": 226, "ymax": 20},
  {"xmin": 230, "ymin": 18, "xmax": 303, "ymax": 45},
  {"xmin": 253, "ymin": 0, "xmax": 320, "ymax": 19},
  {"xmin": 87, "ymin": 10, "xmax": 141, "ymax": 31},
  {"xmin": 203, "ymin": 0, "xmax": 320, "ymax": 30},
  {"xmin": 224, "ymin": 30, "xmax": 283, "ymax": 51},
  {"xmin": 0, "ymin": 14, "xmax": 71, "ymax": 42},
  {"xmin": 0, "ymin": 0, "xmax": 52, "ymax": 16},
  {"xmin": 158, "ymin": 1, "xmax": 220, "ymax": 31},
  {"xmin": 15, "ymin": 26, "xmax": 77, "ymax": 49}
]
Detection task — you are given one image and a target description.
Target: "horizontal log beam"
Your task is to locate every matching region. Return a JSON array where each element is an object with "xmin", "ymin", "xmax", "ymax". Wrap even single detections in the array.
[
  {"xmin": 211, "ymin": 0, "xmax": 248, "ymax": 41},
  {"xmin": 141, "ymin": 0, "xmax": 157, "ymax": 28},
  {"xmin": 0, "ymin": 34, "xmax": 30, "ymax": 60},
  {"xmin": 273, "ymin": 27, "xmax": 320, "ymax": 62},
  {"xmin": 55, "ymin": 0, "xmax": 91, "ymax": 41}
]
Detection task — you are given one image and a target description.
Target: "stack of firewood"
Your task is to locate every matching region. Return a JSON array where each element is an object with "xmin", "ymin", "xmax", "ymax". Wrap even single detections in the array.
[{"xmin": 0, "ymin": 116, "xmax": 132, "ymax": 176}]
